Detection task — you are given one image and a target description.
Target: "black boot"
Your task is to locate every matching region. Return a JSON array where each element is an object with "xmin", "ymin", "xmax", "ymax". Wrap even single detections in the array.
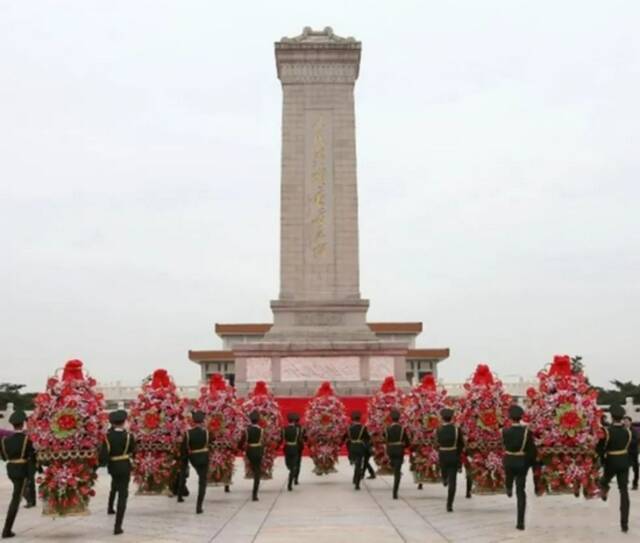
[
  {"xmin": 108, "ymin": 489, "xmax": 116, "ymax": 514},
  {"xmin": 224, "ymin": 485, "xmax": 230, "ymax": 493}
]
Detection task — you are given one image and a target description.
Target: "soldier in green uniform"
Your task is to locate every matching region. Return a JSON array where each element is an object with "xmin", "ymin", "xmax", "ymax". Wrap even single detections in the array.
[
  {"xmin": 292, "ymin": 413, "xmax": 305, "ymax": 485},
  {"xmin": 623, "ymin": 416, "xmax": 639, "ymax": 490},
  {"xmin": 436, "ymin": 407, "xmax": 464, "ymax": 512},
  {"xmin": 282, "ymin": 412, "xmax": 303, "ymax": 491},
  {"xmin": 384, "ymin": 409, "xmax": 411, "ymax": 500},
  {"xmin": 502, "ymin": 404, "xmax": 536, "ymax": 530},
  {"xmin": 1, "ymin": 411, "xmax": 35, "ymax": 539},
  {"xmin": 177, "ymin": 411, "xmax": 209, "ymax": 514},
  {"xmin": 599, "ymin": 404, "xmax": 633, "ymax": 533},
  {"xmin": 345, "ymin": 411, "xmax": 370, "ymax": 491},
  {"xmin": 243, "ymin": 410, "xmax": 264, "ymax": 501},
  {"xmin": 99, "ymin": 410, "xmax": 136, "ymax": 536}
]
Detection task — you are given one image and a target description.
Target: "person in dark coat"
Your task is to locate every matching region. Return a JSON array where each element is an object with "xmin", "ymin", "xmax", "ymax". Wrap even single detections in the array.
[
  {"xmin": 1, "ymin": 411, "xmax": 36, "ymax": 539},
  {"xmin": 623, "ymin": 416, "xmax": 639, "ymax": 490},
  {"xmin": 242, "ymin": 411, "xmax": 264, "ymax": 501},
  {"xmin": 502, "ymin": 404, "xmax": 537, "ymax": 531},
  {"xmin": 345, "ymin": 411, "xmax": 370, "ymax": 490},
  {"xmin": 384, "ymin": 409, "xmax": 411, "ymax": 500},
  {"xmin": 282, "ymin": 412, "xmax": 303, "ymax": 491},
  {"xmin": 177, "ymin": 411, "xmax": 209, "ymax": 514},
  {"xmin": 599, "ymin": 404, "xmax": 633, "ymax": 532},
  {"xmin": 437, "ymin": 407, "xmax": 464, "ymax": 512},
  {"xmin": 99, "ymin": 410, "xmax": 136, "ymax": 536}
]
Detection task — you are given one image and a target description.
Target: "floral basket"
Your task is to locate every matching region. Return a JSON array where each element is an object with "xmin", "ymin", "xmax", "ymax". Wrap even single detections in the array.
[
  {"xmin": 29, "ymin": 359, "xmax": 107, "ymax": 516},
  {"xmin": 459, "ymin": 364, "xmax": 512, "ymax": 495},
  {"xmin": 196, "ymin": 373, "xmax": 246, "ymax": 486},
  {"xmin": 367, "ymin": 376, "xmax": 406, "ymax": 475},
  {"xmin": 242, "ymin": 381, "xmax": 282, "ymax": 480},
  {"xmin": 304, "ymin": 382, "xmax": 348, "ymax": 476},
  {"xmin": 129, "ymin": 369, "xmax": 187, "ymax": 495},
  {"xmin": 526, "ymin": 355, "xmax": 602, "ymax": 499},
  {"xmin": 406, "ymin": 373, "xmax": 451, "ymax": 484}
]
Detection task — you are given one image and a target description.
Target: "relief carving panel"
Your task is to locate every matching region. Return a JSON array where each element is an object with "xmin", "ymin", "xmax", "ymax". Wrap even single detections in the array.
[
  {"xmin": 369, "ymin": 356, "xmax": 395, "ymax": 381},
  {"xmin": 281, "ymin": 356, "xmax": 360, "ymax": 382},
  {"xmin": 246, "ymin": 357, "xmax": 272, "ymax": 382}
]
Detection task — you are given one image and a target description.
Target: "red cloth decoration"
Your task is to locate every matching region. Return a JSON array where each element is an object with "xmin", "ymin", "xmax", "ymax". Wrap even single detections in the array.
[
  {"xmin": 209, "ymin": 373, "xmax": 227, "ymax": 394},
  {"xmin": 472, "ymin": 364, "xmax": 494, "ymax": 386},
  {"xmin": 419, "ymin": 372, "xmax": 436, "ymax": 391},
  {"xmin": 316, "ymin": 381, "xmax": 334, "ymax": 397},
  {"xmin": 549, "ymin": 355, "xmax": 572, "ymax": 377},
  {"xmin": 62, "ymin": 359, "xmax": 84, "ymax": 381},
  {"xmin": 151, "ymin": 369, "xmax": 171, "ymax": 389},
  {"xmin": 253, "ymin": 381, "xmax": 268, "ymax": 396},
  {"xmin": 380, "ymin": 376, "xmax": 396, "ymax": 393}
]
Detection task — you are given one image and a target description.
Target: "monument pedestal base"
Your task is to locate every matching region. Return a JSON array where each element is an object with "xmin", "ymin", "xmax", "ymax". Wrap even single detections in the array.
[{"xmin": 233, "ymin": 340, "xmax": 409, "ymax": 396}]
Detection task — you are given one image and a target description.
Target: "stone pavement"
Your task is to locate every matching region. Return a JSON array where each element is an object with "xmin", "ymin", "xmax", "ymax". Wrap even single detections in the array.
[{"xmin": 1, "ymin": 458, "xmax": 637, "ymax": 542}]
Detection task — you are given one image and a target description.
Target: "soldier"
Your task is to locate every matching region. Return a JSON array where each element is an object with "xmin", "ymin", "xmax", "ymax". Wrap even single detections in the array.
[
  {"xmin": 282, "ymin": 413, "xmax": 303, "ymax": 491},
  {"xmin": 623, "ymin": 416, "xmax": 639, "ymax": 490},
  {"xmin": 384, "ymin": 409, "xmax": 411, "ymax": 500},
  {"xmin": 292, "ymin": 413, "xmax": 305, "ymax": 485},
  {"xmin": 243, "ymin": 410, "xmax": 264, "ymax": 502},
  {"xmin": 436, "ymin": 407, "xmax": 464, "ymax": 512},
  {"xmin": 502, "ymin": 404, "xmax": 536, "ymax": 531},
  {"xmin": 345, "ymin": 411, "xmax": 370, "ymax": 490},
  {"xmin": 177, "ymin": 411, "xmax": 209, "ymax": 514},
  {"xmin": 1, "ymin": 411, "xmax": 35, "ymax": 539},
  {"xmin": 599, "ymin": 404, "xmax": 633, "ymax": 533},
  {"xmin": 99, "ymin": 410, "xmax": 136, "ymax": 536}
]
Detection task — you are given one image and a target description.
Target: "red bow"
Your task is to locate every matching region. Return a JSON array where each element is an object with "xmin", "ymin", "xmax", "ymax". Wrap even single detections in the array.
[
  {"xmin": 62, "ymin": 359, "xmax": 84, "ymax": 382},
  {"xmin": 549, "ymin": 355, "xmax": 572, "ymax": 377},
  {"xmin": 253, "ymin": 381, "xmax": 268, "ymax": 396},
  {"xmin": 151, "ymin": 369, "xmax": 171, "ymax": 389},
  {"xmin": 381, "ymin": 376, "xmax": 396, "ymax": 394},
  {"xmin": 209, "ymin": 373, "xmax": 227, "ymax": 394},
  {"xmin": 316, "ymin": 381, "xmax": 334, "ymax": 397},
  {"xmin": 419, "ymin": 372, "xmax": 436, "ymax": 391},
  {"xmin": 472, "ymin": 364, "xmax": 494, "ymax": 386}
]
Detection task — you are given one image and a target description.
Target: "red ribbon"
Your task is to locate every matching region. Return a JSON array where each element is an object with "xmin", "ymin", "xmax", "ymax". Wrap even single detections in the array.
[
  {"xmin": 253, "ymin": 380, "xmax": 268, "ymax": 396},
  {"xmin": 419, "ymin": 372, "xmax": 436, "ymax": 391},
  {"xmin": 316, "ymin": 381, "xmax": 334, "ymax": 397},
  {"xmin": 151, "ymin": 369, "xmax": 171, "ymax": 389},
  {"xmin": 209, "ymin": 373, "xmax": 227, "ymax": 394},
  {"xmin": 549, "ymin": 355, "xmax": 572, "ymax": 377},
  {"xmin": 381, "ymin": 376, "xmax": 396, "ymax": 394},
  {"xmin": 62, "ymin": 359, "xmax": 84, "ymax": 382},
  {"xmin": 472, "ymin": 364, "xmax": 494, "ymax": 386}
]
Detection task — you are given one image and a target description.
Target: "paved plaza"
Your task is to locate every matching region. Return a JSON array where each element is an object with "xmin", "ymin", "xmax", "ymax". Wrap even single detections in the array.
[{"xmin": 1, "ymin": 458, "xmax": 637, "ymax": 542}]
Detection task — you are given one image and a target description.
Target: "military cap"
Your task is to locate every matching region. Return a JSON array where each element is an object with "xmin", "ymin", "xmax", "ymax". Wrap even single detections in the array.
[
  {"xmin": 440, "ymin": 408, "xmax": 454, "ymax": 421},
  {"xmin": 287, "ymin": 412, "xmax": 297, "ymax": 423},
  {"xmin": 109, "ymin": 410, "xmax": 127, "ymax": 424},
  {"xmin": 192, "ymin": 410, "xmax": 205, "ymax": 423},
  {"xmin": 351, "ymin": 410, "xmax": 362, "ymax": 421},
  {"xmin": 249, "ymin": 410, "xmax": 260, "ymax": 424},
  {"xmin": 390, "ymin": 409, "xmax": 401, "ymax": 421},
  {"xmin": 610, "ymin": 404, "xmax": 626, "ymax": 421},
  {"xmin": 9, "ymin": 410, "xmax": 26, "ymax": 426},
  {"xmin": 508, "ymin": 404, "xmax": 524, "ymax": 421}
]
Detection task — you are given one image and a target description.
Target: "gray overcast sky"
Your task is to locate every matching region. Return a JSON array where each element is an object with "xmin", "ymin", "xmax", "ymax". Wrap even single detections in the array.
[{"xmin": 1, "ymin": 1, "xmax": 639, "ymax": 391}]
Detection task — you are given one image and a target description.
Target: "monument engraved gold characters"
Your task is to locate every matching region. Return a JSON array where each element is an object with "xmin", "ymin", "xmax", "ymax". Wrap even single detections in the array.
[{"xmin": 188, "ymin": 28, "xmax": 449, "ymax": 394}]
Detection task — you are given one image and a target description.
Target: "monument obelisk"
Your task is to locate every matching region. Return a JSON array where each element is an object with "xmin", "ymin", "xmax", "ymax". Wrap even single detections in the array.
[
  {"xmin": 232, "ymin": 28, "xmax": 409, "ymax": 394},
  {"xmin": 266, "ymin": 26, "xmax": 375, "ymax": 342}
]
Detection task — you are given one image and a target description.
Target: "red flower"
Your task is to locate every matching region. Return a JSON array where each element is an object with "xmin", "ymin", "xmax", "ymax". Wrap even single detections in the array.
[
  {"xmin": 526, "ymin": 387, "xmax": 536, "ymax": 399},
  {"xmin": 57, "ymin": 414, "xmax": 77, "ymax": 431},
  {"xmin": 144, "ymin": 413, "xmax": 160, "ymax": 429},
  {"xmin": 427, "ymin": 416, "xmax": 440, "ymax": 429},
  {"xmin": 480, "ymin": 410, "xmax": 498, "ymax": 428},
  {"xmin": 320, "ymin": 414, "xmax": 332, "ymax": 426},
  {"xmin": 559, "ymin": 410, "xmax": 581, "ymax": 429}
]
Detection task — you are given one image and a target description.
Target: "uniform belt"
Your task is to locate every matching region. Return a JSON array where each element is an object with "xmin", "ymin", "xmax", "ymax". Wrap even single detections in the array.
[
  {"xmin": 387, "ymin": 441, "xmax": 403, "ymax": 446},
  {"xmin": 285, "ymin": 441, "xmax": 298, "ymax": 446},
  {"xmin": 109, "ymin": 454, "xmax": 130, "ymax": 461},
  {"xmin": 350, "ymin": 440, "xmax": 363, "ymax": 444},
  {"xmin": 608, "ymin": 449, "xmax": 629, "ymax": 456},
  {"xmin": 190, "ymin": 447, "xmax": 209, "ymax": 454},
  {"xmin": 248, "ymin": 443, "xmax": 262, "ymax": 448},
  {"xmin": 505, "ymin": 451, "xmax": 525, "ymax": 456},
  {"xmin": 7, "ymin": 459, "xmax": 27, "ymax": 464},
  {"xmin": 439, "ymin": 446, "xmax": 457, "ymax": 451}
]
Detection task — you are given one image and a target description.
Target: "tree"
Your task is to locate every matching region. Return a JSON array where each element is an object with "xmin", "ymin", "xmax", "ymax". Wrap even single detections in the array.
[
  {"xmin": 0, "ymin": 383, "xmax": 36, "ymax": 411},
  {"xmin": 596, "ymin": 380, "xmax": 640, "ymax": 406}
]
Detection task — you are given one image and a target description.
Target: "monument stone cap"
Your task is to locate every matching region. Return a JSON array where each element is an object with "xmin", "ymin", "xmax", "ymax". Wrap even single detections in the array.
[{"xmin": 278, "ymin": 26, "xmax": 359, "ymax": 45}]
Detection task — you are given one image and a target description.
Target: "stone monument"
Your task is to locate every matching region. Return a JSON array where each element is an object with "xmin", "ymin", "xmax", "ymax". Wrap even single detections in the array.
[{"xmin": 189, "ymin": 28, "xmax": 450, "ymax": 394}]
